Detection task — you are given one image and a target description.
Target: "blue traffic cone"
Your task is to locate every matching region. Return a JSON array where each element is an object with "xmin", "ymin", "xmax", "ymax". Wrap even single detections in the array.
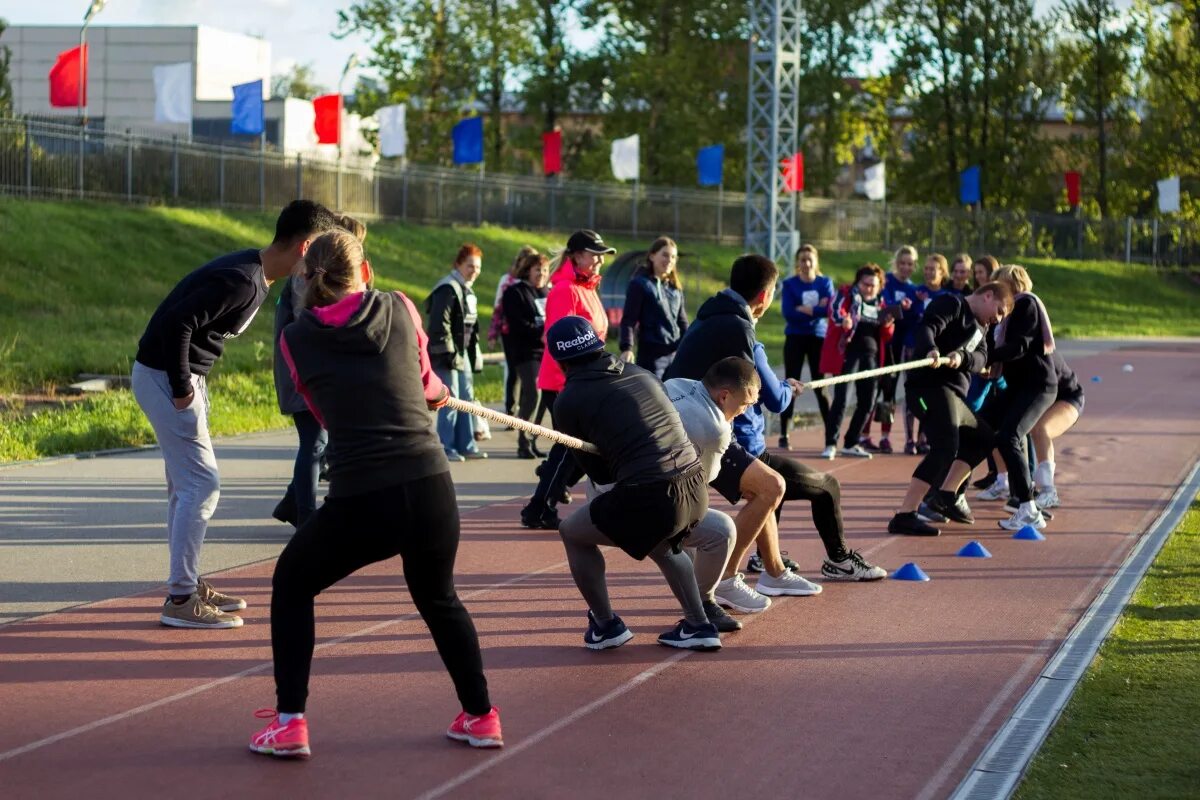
[
  {"xmin": 1012, "ymin": 525, "xmax": 1046, "ymax": 541},
  {"xmin": 957, "ymin": 540, "xmax": 992, "ymax": 558},
  {"xmin": 892, "ymin": 562, "xmax": 930, "ymax": 581}
]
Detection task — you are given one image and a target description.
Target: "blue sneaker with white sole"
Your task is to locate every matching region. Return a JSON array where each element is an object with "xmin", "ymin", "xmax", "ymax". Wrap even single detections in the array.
[
  {"xmin": 657, "ymin": 619, "xmax": 722, "ymax": 651},
  {"xmin": 584, "ymin": 611, "xmax": 634, "ymax": 650}
]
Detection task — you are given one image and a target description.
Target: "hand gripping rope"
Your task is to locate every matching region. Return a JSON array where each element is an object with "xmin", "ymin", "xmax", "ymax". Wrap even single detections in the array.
[{"xmin": 442, "ymin": 356, "xmax": 950, "ymax": 455}]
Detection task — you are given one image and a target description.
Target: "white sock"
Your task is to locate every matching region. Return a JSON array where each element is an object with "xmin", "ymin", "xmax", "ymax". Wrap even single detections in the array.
[
  {"xmin": 1020, "ymin": 500, "xmax": 1039, "ymax": 516},
  {"xmin": 1034, "ymin": 460, "xmax": 1055, "ymax": 489},
  {"xmin": 995, "ymin": 472, "xmax": 1008, "ymax": 488},
  {"xmin": 278, "ymin": 712, "xmax": 304, "ymax": 724}
]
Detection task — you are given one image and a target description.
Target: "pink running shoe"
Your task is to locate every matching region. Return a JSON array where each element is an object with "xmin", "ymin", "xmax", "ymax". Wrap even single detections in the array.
[
  {"xmin": 447, "ymin": 706, "xmax": 504, "ymax": 748},
  {"xmin": 248, "ymin": 709, "xmax": 311, "ymax": 759}
]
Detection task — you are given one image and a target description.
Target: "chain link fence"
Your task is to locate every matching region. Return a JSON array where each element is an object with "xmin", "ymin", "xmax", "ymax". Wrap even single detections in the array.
[{"xmin": 2, "ymin": 116, "xmax": 1195, "ymax": 266}]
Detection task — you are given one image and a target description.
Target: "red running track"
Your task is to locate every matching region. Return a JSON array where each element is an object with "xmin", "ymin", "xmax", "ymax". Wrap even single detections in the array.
[{"xmin": 1, "ymin": 342, "xmax": 1197, "ymax": 799}]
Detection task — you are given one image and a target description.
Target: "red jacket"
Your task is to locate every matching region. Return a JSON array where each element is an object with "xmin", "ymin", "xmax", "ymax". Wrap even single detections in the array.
[
  {"xmin": 819, "ymin": 285, "xmax": 895, "ymax": 375},
  {"xmin": 537, "ymin": 264, "xmax": 608, "ymax": 392}
]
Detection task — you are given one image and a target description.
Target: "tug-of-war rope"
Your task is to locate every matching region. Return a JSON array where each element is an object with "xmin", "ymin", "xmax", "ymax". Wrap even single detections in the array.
[{"xmin": 444, "ymin": 356, "xmax": 951, "ymax": 455}]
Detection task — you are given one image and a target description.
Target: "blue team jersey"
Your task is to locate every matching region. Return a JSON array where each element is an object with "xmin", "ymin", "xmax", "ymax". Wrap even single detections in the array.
[{"xmin": 781, "ymin": 274, "xmax": 835, "ymax": 337}]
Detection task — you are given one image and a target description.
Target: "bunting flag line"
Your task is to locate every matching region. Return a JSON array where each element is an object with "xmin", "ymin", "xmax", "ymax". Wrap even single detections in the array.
[
  {"xmin": 863, "ymin": 162, "xmax": 886, "ymax": 201},
  {"xmin": 378, "ymin": 104, "xmax": 407, "ymax": 158},
  {"xmin": 696, "ymin": 144, "xmax": 724, "ymax": 187},
  {"xmin": 453, "ymin": 117, "xmax": 484, "ymax": 165},
  {"xmin": 49, "ymin": 45, "xmax": 87, "ymax": 108},
  {"xmin": 1065, "ymin": 171, "xmax": 1081, "ymax": 207},
  {"xmin": 959, "ymin": 165, "xmax": 981, "ymax": 205},
  {"xmin": 230, "ymin": 80, "xmax": 264, "ymax": 136},
  {"xmin": 610, "ymin": 134, "xmax": 640, "ymax": 182},
  {"xmin": 782, "ymin": 152, "xmax": 804, "ymax": 192},
  {"xmin": 1157, "ymin": 175, "xmax": 1180, "ymax": 213},
  {"xmin": 543, "ymin": 130, "xmax": 563, "ymax": 176},
  {"xmin": 313, "ymin": 94, "xmax": 342, "ymax": 145},
  {"xmin": 153, "ymin": 62, "xmax": 193, "ymax": 125}
]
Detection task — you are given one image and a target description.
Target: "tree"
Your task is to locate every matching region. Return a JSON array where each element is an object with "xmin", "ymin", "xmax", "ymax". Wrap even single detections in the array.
[
  {"xmin": 1057, "ymin": 0, "xmax": 1142, "ymax": 218},
  {"xmin": 521, "ymin": 0, "xmax": 574, "ymax": 142},
  {"xmin": 571, "ymin": 0, "xmax": 748, "ymax": 186},
  {"xmin": 269, "ymin": 62, "xmax": 326, "ymax": 100},
  {"xmin": 0, "ymin": 18, "xmax": 13, "ymax": 118}
]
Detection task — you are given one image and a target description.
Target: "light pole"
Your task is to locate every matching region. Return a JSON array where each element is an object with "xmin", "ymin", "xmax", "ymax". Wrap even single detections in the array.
[
  {"xmin": 335, "ymin": 52, "xmax": 359, "ymax": 210},
  {"xmin": 79, "ymin": 0, "xmax": 106, "ymax": 126}
]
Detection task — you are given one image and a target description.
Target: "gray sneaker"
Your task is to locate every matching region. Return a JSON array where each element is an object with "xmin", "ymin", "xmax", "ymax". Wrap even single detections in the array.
[
  {"xmin": 160, "ymin": 593, "xmax": 244, "ymax": 629},
  {"xmin": 713, "ymin": 573, "xmax": 772, "ymax": 613},
  {"xmin": 756, "ymin": 569, "xmax": 823, "ymax": 597},
  {"xmin": 197, "ymin": 577, "xmax": 247, "ymax": 612}
]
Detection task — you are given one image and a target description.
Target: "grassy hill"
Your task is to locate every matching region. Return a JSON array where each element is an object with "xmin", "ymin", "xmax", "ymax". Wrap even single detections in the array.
[{"xmin": 1, "ymin": 198, "xmax": 1197, "ymax": 461}]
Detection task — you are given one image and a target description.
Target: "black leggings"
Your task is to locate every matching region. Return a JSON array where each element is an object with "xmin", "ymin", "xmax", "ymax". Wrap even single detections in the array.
[
  {"xmin": 780, "ymin": 334, "xmax": 830, "ymax": 434},
  {"xmin": 908, "ymin": 385, "xmax": 994, "ymax": 486},
  {"xmin": 270, "ymin": 472, "xmax": 490, "ymax": 716},
  {"xmin": 758, "ymin": 451, "xmax": 847, "ymax": 560},
  {"xmin": 994, "ymin": 382, "xmax": 1057, "ymax": 503},
  {"xmin": 509, "ymin": 359, "xmax": 540, "ymax": 448},
  {"xmin": 528, "ymin": 390, "xmax": 584, "ymax": 510},
  {"xmin": 826, "ymin": 349, "xmax": 879, "ymax": 447}
]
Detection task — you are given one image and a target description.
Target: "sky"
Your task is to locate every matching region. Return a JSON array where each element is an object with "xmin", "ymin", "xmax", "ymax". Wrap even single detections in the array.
[{"xmin": 0, "ymin": 0, "xmax": 370, "ymax": 92}]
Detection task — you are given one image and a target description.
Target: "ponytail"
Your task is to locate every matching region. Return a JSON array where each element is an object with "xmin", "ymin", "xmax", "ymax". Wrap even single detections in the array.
[{"xmin": 303, "ymin": 229, "xmax": 364, "ymax": 308}]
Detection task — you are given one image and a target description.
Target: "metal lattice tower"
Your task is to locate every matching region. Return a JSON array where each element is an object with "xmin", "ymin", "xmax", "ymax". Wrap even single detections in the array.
[{"xmin": 744, "ymin": 0, "xmax": 802, "ymax": 265}]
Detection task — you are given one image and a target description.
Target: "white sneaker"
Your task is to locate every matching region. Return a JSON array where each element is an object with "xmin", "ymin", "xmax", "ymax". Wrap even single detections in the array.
[
  {"xmin": 756, "ymin": 569, "xmax": 823, "ymax": 597},
  {"xmin": 714, "ymin": 573, "xmax": 772, "ymax": 613},
  {"xmin": 821, "ymin": 550, "xmax": 888, "ymax": 581},
  {"xmin": 1035, "ymin": 487, "xmax": 1060, "ymax": 509},
  {"xmin": 976, "ymin": 482, "xmax": 1009, "ymax": 501},
  {"xmin": 839, "ymin": 445, "xmax": 873, "ymax": 459},
  {"xmin": 821, "ymin": 445, "xmax": 837, "ymax": 460},
  {"xmin": 999, "ymin": 504, "xmax": 1048, "ymax": 531}
]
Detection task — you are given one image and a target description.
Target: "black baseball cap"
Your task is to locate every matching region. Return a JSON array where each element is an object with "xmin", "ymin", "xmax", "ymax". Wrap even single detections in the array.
[{"xmin": 565, "ymin": 229, "xmax": 616, "ymax": 255}]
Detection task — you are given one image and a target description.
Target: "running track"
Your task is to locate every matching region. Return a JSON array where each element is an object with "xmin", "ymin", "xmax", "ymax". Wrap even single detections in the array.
[{"xmin": 1, "ymin": 341, "xmax": 1197, "ymax": 799}]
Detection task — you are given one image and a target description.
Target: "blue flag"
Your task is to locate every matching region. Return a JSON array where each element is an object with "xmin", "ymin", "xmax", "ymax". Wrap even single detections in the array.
[
  {"xmin": 697, "ymin": 144, "xmax": 724, "ymax": 186},
  {"xmin": 231, "ymin": 80, "xmax": 264, "ymax": 136},
  {"xmin": 959, "ymin": 165, "xmax": 981, "ymax": 205},
  {"xmin": 453, "ymin": 117, "xmax": 484, "ymax": 165}
]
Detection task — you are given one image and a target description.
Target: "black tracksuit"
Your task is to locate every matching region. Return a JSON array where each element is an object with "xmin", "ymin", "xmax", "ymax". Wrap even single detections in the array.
[
  {"xmin": 274, "ymin": 290, "xmax": 490, "ymax": 716},
  {"xmin": 501, "ymin": 281, "xmax": 549, "ymax": 446},
  {"xmin": 987, "ymin": 295, "xmax": 1057, "ymax": 503},
  {"xmin": 906, "ymin": 294, "xmax": 994, "ymax": 485}
]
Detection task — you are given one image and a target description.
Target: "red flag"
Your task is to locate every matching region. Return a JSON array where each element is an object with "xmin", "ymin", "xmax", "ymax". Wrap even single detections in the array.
[
  {"xmin": 782, "ymin": 152, "xmax": 804, "ymax": 192},
  {"xmin": 313, "ymin": 94, "xmax": 341, "ymax": 144},
  {"xmin": 543, "ymin": 130, "xmax": 563, "ymax": 176},
  {"xmin": 1065, "ymin": 171, "xmax": 1081, "ymax": 206},
  {"xmin": 49, "ymin": 44, "xmax": 87, "ymax": 108}
]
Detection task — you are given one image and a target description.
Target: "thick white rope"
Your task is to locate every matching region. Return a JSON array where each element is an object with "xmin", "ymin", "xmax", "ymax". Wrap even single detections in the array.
[
  {"xmin": 443, "ymin": 357, "xmax": 950, "ymax": 454},
  {"xmin": 804, "ymin": 356, "xmax": 950, "ymax": 390},
  {"xmin": 443, "ymin": 396, "xmax": 600, "ymax": 454}
]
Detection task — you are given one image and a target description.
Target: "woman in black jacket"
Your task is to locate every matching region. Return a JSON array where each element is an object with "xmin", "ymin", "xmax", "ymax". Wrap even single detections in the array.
[
  {"xmin": 619, "ymin": 236, "xmax": 689, "ymax": 379},
  {"xmin": 987, "ymin": 264, "xmax": 1058, "ymax": 532},
  {"xmin": 500, "ymin": 252, "xmax": 550, "ymax": 459}
]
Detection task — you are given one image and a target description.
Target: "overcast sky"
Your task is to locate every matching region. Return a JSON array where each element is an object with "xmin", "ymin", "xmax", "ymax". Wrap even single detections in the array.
[{"xmin": 0, "ymin": 0, "xmax": 370, "ymax": 92}]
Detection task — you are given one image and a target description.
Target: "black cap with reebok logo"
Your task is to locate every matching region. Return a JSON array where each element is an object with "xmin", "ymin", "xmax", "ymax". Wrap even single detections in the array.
[
  {"xmin": 546, "ymin": 316, "xmax": 606, "ymax": 362},
  {"xmin": 565, "ymin": 229, "xmax": 616, "ymax": 255}
]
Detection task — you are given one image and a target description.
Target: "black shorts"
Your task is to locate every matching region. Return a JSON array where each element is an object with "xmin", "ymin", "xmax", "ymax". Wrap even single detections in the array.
[
  {"xmin": 1057, "ymin": 384, "xmax": 1085, "ymax": 414},
  {"xmin": 589, "ymin": 464, "xmax": 708, "ymax": 560},
  {"xmin": 708, "ymin": 442, "xmax": 759, "ymax": 504}
]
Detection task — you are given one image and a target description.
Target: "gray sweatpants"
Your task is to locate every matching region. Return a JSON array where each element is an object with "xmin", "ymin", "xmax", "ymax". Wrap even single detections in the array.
[
  {"xmin": 131, "ymin": 362, "xmax": 220, "ymax": 596},
  {"xmin": 559, "ymin": 499, "xmax": 734, "ymax": 626}
]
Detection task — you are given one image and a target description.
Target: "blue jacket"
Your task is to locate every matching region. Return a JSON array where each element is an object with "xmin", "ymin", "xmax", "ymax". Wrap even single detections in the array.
[
  {"xmin": 883, "ymin": 272, "xmax": 919, "ymax": 347},
  {"xmin": 732, "ymin": 342, "xmax": 794, "ymax": 457},
  {"xmin": 781, "ymin": 274, "xmax": 835, "ymax": 337},
  {"xmin": 663, "ymin": 289, "xmax": 757, "ymax": 383},
  {"xmin": 619, "ymin": 268, "xmax": 688, "ymax": 353}
]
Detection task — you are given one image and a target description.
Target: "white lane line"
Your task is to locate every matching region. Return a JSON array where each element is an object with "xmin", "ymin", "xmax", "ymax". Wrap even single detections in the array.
[{"xmin": 0, "ymin": 559, "xmax": 571, "ymax": 764}]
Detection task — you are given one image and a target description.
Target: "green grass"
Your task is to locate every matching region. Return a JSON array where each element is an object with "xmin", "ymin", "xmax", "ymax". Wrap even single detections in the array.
[
  {"xmin": 1015, "ymin": 495, "xmax": 1200, "ymax": 799},
  {"xmin": 0, "ymin": 197, "xmax": 1197, "ymax": 462}
]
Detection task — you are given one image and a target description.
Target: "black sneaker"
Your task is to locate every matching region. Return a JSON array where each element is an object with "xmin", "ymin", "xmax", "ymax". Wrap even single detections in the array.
[
  {"xmin": 888, "ymin": 511, "xmax": 940, "ymax": 536},
  {"xmin": 928, "ymin": 490, "xmax": 975, "ymax": 524},
  {"xmin": 272, "ymin": 493, "xmax": 297, "ymax": 527},
  {"xmin": 584, "ymin": 611, "xmax": 633, "ymax": 650},
  {"xmin": 917, "ymin": 501, "xmax": 948, "ymax": 524},
  {"xmin": 1005, "ymin": 496, "xmax": 1054, "ymax": 520},
  {"xmin": 778, "ymin": 436, "xmax": 791, "ymax": 451},
  {"xmin": 657, "ymin": 619, "xmax": 722, "ymax": 651},
  {"xmin": 557, "ymin": 486, "xmax": 572, "ymax": 505},
  {"xmin": 520, "ymin": 504, "xmax": 560, "ymax": 530},
  {"xmin": 746, "ymin": 553, "xmax": 765, "ymax": 573},
  {"xmin": 703, "ymin": 601, "xmax": 743, "ymax": 633},
  {"xmin": 780, "ymin": 551, "xmax": 800, "ymax": 572},
  {"xmin": 972, "ymin": 472, "xmax": 998, "ymax": 490},
  {"xmin": 517, "ymin": 446, "xmax": 537, "ymax": 460}
]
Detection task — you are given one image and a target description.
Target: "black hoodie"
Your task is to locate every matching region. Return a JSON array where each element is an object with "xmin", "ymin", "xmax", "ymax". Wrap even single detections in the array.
[
  {"xmin": 282, "ymin": 290, "xmax": 448, "ymax": 498},
  {"xmin": 662, "ymin": 290, "xmax": 757, "ymax": 381},
  {"xmin": 553, "ymin": 353, "xmax": 700, "ymax": 486}
]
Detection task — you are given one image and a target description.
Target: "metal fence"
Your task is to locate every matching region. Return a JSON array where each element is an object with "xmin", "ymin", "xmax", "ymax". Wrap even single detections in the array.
[{"xmin": 1, "ymin": 116, "xmax": 1195, "ymax": 266}]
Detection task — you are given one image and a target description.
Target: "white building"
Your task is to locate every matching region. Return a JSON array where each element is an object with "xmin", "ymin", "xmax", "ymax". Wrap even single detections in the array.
[{"xmin": 1, "ymin": 24, "xmax": 371, "ymax": 159}]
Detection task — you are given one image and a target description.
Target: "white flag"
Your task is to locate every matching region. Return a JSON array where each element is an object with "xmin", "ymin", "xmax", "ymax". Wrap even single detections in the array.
[
  {"xmin": 378, "ymin": 104, "xmax": 407, "ymax": 158},
  {"xmin": 1157, "ymin": 175, "xmax": 1180, "ymax": 213},
  {"xmin": 863, "ymin": 162, "xmax": 886, "ymax": 201},
  {"xmin": 153, "ymin": 62, "xmax": 193, "ymax": 125},
  {"xmin": 610, "ymin": 134, "xmax": 640, "ymax": 182}
]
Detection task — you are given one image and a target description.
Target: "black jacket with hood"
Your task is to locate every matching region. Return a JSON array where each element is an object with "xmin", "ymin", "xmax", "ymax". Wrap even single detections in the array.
[{"xmin": 662, "ymin": 289, "xmax": 756, "ymax": 381}]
